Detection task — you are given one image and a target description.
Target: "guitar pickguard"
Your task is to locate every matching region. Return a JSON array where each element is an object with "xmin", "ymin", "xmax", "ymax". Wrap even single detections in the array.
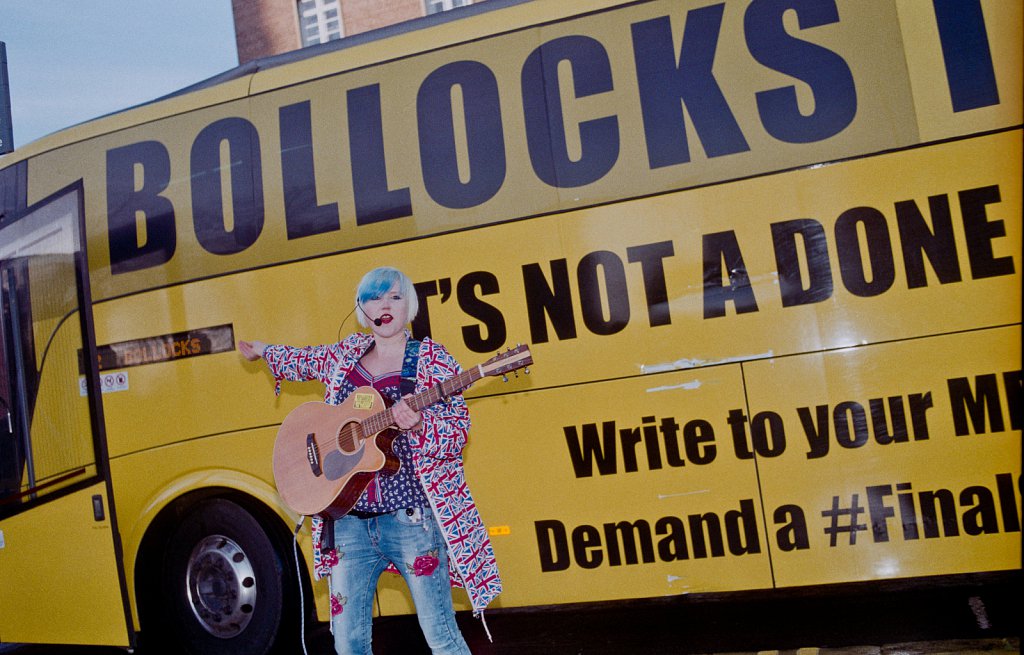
[{"xmin": 321, "ymin": 443, "xmax": 366, "ymax": 481}]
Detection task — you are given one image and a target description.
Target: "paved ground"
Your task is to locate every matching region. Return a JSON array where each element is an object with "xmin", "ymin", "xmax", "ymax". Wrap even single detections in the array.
[{"xmin": 1, "ymin": 574, "xmax": 1018, "ymax": 654}]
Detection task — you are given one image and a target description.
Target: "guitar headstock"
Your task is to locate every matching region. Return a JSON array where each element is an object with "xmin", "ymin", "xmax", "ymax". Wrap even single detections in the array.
[{"xmin": 480, "ymin": 343, "xmax": 533, "ymax": 380}]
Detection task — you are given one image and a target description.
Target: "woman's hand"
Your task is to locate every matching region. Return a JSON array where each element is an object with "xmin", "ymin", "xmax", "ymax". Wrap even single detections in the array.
[
  {"xmin": 392, "ymin": 396, "xmax": 423, "ymax": 432},
  {"xmin": 238, "ymin": 340, "xmax": 267, "ymax": 361}
]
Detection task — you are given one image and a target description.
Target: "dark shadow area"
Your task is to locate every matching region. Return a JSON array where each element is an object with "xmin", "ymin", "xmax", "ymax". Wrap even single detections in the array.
[
  {"xmin": 1, "ymin": 572, "xmax": 1018, "ymax": 654},
  {"xmin": 368, "ymin": 572, "xmax": 1021, "ymax": 654}
]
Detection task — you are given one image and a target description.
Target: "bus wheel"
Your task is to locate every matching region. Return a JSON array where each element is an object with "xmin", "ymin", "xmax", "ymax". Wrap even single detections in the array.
[{"xmin": 154, "ymin": 498, "xmax": 292, "ymax": 655}]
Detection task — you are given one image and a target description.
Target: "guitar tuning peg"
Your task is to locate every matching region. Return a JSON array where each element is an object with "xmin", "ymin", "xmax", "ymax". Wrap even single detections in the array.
[
  {"xmin": 524, "ymin": 367, "xmax": 530, "ymax": 374},
  {"xmin": 502, "ymin": 374, "xmax": 509, "ymax": 382}
]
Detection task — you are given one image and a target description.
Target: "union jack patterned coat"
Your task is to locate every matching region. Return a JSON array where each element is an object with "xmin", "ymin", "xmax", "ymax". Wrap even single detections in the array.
[{"xmin": 263, "ymin": 332, "xmax": 502, "ymax": 613}]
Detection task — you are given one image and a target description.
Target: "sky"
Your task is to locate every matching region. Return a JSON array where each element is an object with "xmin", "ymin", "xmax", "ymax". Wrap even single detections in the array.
[{"xmin": 0, "ymin": 1, "xmax": 240, "ymax": 148}]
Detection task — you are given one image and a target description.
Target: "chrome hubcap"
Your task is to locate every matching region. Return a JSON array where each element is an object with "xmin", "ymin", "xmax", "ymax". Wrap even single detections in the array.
[{"xmin": 185, "ymin": 535, "xmax": 256, "ymax": 638}]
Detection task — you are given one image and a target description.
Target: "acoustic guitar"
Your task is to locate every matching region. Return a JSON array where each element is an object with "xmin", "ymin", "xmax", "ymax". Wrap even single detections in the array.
[{"xmin": 272, "ymin": 344, "xmax": 533, "ymax": 518}]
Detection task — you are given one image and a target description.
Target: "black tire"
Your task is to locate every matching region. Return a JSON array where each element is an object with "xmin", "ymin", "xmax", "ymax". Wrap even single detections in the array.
[{"xmin": 148, "ymin": 498, "xmax": 296, "ymax": 655}]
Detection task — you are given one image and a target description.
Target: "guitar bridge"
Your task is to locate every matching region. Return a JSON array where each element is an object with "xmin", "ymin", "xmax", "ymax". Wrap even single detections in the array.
[{"xmin": 306, "ymin": 433, "xmax": 323, "ymax": 477}]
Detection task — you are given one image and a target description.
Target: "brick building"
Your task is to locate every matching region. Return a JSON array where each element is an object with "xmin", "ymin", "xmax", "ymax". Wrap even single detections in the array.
[{"xmin": 232, "ymin": 0, "xmax": 479, "ymax": 64}]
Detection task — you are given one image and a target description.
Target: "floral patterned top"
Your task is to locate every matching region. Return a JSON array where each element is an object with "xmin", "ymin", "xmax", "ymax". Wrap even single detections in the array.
[{"xmin": 262, "ymin": 332, "xmax": 502, "ymax": 613}]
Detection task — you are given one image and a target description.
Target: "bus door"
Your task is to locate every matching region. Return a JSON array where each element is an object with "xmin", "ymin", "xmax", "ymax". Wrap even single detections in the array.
[{"xmin": 0, "ymin": 182, "xmax": 133, "ymax": 647}]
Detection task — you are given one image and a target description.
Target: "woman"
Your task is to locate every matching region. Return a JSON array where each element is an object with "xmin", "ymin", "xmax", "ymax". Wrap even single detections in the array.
[{"xmin": 239, "ymin": 266, "xmax": 501, "ymax": 655}]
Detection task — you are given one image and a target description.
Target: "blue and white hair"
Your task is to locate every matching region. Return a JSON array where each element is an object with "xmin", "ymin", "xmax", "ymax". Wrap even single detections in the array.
[{"xmin": 354, "ymin": 266, "xmax": 419, "ymax": 327}]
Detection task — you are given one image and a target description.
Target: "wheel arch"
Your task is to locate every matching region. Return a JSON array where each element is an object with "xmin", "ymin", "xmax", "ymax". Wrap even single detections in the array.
[{"xmin": 132, "ymin": 482, "xmax": 319, "ymax": 642}]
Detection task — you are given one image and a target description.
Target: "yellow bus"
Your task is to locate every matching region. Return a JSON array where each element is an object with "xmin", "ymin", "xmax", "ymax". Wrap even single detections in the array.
[{"xmin": 0, "ymin": 0, "xmax": 1020, "ymax": 652}]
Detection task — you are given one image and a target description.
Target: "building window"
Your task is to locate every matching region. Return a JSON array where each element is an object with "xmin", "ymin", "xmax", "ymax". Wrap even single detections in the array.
[
  {"xmin": 298, "ymin": 0, "xmax": 344, "ymax": 46},
  {"xmin": 424, "ymin": 0, "xmax": 473, "ymax": 15}
]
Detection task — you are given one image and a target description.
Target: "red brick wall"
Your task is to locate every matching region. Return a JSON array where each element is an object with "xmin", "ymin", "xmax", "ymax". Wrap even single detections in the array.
[
  {"xmin": 232, "ymin": 0, "xmax": 301, "ymax": 64},
  {"xmin": 341, "ymin": 0, "xmax": 424, "ymax": 36},
  {"xmin": 232, "ymin": 0, "xmax": 488, "ymax": 62}
]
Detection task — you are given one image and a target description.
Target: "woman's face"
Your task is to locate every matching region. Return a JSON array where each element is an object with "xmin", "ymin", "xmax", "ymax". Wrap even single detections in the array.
[{"xmin": 361, "ymin": 284, "xmax": 409, "ymax": 338}]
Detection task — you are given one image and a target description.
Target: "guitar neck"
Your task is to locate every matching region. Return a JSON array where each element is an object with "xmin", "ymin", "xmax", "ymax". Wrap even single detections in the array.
[{"xmin": 361, "ymin": 365, "xmax": 482, "ymax": 434}]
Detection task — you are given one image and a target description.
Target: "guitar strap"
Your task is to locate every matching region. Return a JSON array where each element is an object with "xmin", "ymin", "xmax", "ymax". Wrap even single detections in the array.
[{"xmin": 400, "ymin": 337, "xmax": 421, "ymax": 398}]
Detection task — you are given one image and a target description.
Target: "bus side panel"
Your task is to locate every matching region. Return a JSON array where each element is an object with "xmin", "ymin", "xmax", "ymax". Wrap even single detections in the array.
[
  {"xmin": 0, "ymin": 483, "xmax": 130, "ymax": 646},
  {"xmin": 750, "ymin": 327, "xmax": 1022, "ymax": 587}
]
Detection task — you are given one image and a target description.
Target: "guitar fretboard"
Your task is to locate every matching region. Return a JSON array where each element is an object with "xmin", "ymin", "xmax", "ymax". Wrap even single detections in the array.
[{"xmin": 359, "ymin": 366, "xmax": 481, "ymax": 435}]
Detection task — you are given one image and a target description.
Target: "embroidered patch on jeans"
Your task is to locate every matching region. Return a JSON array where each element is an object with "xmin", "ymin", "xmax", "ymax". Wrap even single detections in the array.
[
  {"xmin": 331, "ymin": 592, "xmax": 348, "ymax": 616},
  {"xmin": 407, "ymin": 550, "xmax": 440, "ymax": 577}
]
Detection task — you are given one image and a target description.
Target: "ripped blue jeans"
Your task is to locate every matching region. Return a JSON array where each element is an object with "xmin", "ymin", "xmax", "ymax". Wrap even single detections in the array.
[{"xmin": 329, "ymin": 507, "xmax": 471, "ymax": 655}]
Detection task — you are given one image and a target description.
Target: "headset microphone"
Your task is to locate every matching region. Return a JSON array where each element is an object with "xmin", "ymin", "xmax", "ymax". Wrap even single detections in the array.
[{"xmin": 357, "ymin": 304, "xmax": 383, "ymax": 326}]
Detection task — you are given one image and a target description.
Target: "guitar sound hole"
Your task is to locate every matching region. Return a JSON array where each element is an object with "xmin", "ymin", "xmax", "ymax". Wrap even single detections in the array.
[{"xmin": 337, "ymin": 422, "xmax": 363, "ymax": 455}]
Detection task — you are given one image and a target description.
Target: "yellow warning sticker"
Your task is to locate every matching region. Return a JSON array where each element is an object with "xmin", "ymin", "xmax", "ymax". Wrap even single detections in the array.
[{"xmin": 353, "ymin": 393, "xmax": 376, "ymax": 411}]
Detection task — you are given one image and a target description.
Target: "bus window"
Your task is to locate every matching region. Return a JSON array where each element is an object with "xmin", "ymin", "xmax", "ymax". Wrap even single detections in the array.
[
  {"xmin": 0, "ymin": 259, "xmax": 33, "ymax": 499},
  {"xmin": 0, "ymin": 183, "xmax": 107, "ymax": 505}
]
